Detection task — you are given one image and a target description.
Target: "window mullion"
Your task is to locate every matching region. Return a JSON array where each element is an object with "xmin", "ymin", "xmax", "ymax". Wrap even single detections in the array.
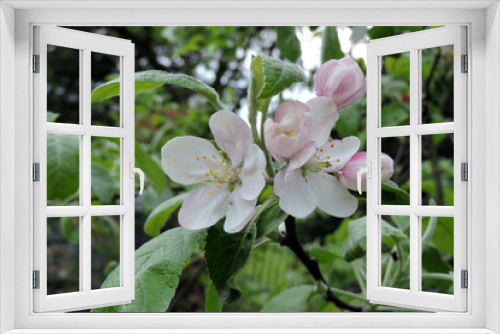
[
  {"xmin": 409, "ymin": 47, "xmax": 420, "ymax": 294},
  {"xmin": 81, "ymin": 47, "xmax": 92, "ymax": 294}
]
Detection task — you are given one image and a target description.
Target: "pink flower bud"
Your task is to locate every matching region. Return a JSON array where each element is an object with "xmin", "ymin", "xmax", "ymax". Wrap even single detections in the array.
[
  {"xmin": 315, "ymin": 57, "xmax": 366, "ymax": 109},
  {"xmin": 338, "ymin": 152, "xmax": 394, "ymax": 192}
]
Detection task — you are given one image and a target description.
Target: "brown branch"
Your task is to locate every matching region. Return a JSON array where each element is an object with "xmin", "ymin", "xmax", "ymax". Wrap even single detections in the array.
[{"xmin": 280, "ymin": 216, "xmax": 363, "ymax": 312}]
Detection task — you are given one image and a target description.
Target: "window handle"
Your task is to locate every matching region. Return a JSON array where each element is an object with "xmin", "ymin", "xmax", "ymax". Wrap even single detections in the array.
[
  {"xmin": 357, "ymin": 162, "xmax": 371, "ymax": 195},
  {"xmin": 129, "ymin": 162, "xmax": 145, "ymax": 195}
]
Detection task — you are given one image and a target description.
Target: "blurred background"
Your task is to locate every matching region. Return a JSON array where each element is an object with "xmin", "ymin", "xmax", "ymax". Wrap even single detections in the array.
[{"xmin": 45, "ymin": 26, "xmax": 455, "ymax": 312}]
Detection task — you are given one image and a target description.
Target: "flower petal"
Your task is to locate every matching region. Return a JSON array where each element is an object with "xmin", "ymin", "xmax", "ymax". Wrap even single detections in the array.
[
  {"xmin": 273, "ymin": 169, "xmax": 286, "ymax": 197},
  {"xmin": 337, "ymin": 151, "xmax": 366, "ymax": 191},
  {"xmin": 305, "ymin": 97, "xmax": 339, "ymax": 146},
  {"xmin": 306, "ymin": 172, "xmax": 358, "ymax": 218},
  {"xmin": 315, "ymin": 59, "xmax": 347, "ymax": 97},
  {"xmin": 209, "ymin": 110, "xmax": 252, "ymax": 167},
  {"xmin": 178, "ymin": 184, "xmax": 230, "ymax": 230},
  {"xmin": 318, "ymin": 136, "xmax": 360, "ymax": 172},
  {"xmin": 288, "ymin": 141, "xmax": 316, "ymax": 170},
  {"xmin": 161, "ymin": 136, "xmax": 222, "ymax": 184},
  {"xmin": 238, "ymin": 144, "xmax": 266, "ymax": 200},
  {"xmin": 279, "ymin": 169, "xmax": 316, "ymax": 218},
  {"xmin": 224, "ymin": 190, "xmax": 257, "ymax": 233}
]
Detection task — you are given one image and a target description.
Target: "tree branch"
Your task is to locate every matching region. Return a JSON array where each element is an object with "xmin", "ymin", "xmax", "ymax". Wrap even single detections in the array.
[{"xmin": 280, "ymin": 216, "xmax": 363, "ymax": 312}]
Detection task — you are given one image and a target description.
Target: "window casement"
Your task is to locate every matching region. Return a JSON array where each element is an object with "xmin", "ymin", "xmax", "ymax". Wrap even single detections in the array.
[
  {"xmin": 365, "ymin": 26, "xmax": 467, "ymax": 312},
  {"xmin": 32, "ymin": 26, "xmax": 138, "ymax": 312}
]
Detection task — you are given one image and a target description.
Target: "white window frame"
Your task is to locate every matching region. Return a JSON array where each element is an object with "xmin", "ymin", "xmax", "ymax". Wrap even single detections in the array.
[
  {"xmin": 1, "ymin": 1, "xmax": 499, "ymax": 333},
  {"xmin": 366, "ymin": 26, "xmax": 468, "ymax": 312},
  {"xmin": 33, "ymin": 26, "xmax": 136, "ymax": 313}
]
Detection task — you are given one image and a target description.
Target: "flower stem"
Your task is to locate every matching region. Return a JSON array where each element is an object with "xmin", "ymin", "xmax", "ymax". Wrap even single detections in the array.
[
  {"xmin": 280, "ymin": 216, "xmax": 364, "ymax": 312},
  {"xmin": 248, "ymin": 71, "xmax": 261, "ymax": 147},
  {"xmin": 259, "ymin": 100, "xmax": 275, "ymax": 177}
]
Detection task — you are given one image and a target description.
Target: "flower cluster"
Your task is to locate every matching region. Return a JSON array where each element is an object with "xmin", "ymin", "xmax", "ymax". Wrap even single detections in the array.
[{"xmin": 161, "ymin": 57, "xmax": 394, "ymax": 233}]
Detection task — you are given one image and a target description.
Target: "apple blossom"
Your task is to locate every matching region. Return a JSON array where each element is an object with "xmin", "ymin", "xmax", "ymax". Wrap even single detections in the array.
[
  {"xmin": 338, "ymin": 151, "xmax": 394, "ymax": 192},
  {"xmin": 315, "ymin": 57, "xmax": 366, "ymax": 109},
  {"xmin": 274, "ymin": 136, "xmax": 361, "ymax": 219},
  {"xmin": 161, "ymin": 110, "xmax": 266, "ymax": 233},
  {"xmin": 263, "ymin": 97, "xmax": 339, "ymax": 168}
]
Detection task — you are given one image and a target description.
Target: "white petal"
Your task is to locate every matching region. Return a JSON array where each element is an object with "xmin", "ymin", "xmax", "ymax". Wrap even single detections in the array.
[
  {"xmin": 224, "ymin": 190, "xmax": 257, "ymax": 233},
  {"xmin": 273, "ymin": 169, "xmax": 286, "ymax": 197},
  {"xmin": 238, "ymin": 144, "xmax": 266, "ymax": 200},
  {"xmin": 288, "ymin": 142, "xmax": 316, "ymax": 170},
  {"xmin": 319, "ymin": 136, "xmax": 360, "ymax": 172},
  {"xmin": 209, "ymin": 110, "xmax": 252, "ymax": 167},
  {"xmin": 161, "ymin": 136, "xmax": 222, "ymax": 184},
  {"xmin": 178, "ymin": 184, "xmax": 230, "ymax": 230},
  {"xmin": 306, "ymin": 173, "xmax": 358, "ymax": 218},
  {"xmin": 305, "ymin": 97, "xmax": 339, "ymax": 146},
  {"xmin": 279, "ymin": 169, "xmax": 316, "ymax": 218}
]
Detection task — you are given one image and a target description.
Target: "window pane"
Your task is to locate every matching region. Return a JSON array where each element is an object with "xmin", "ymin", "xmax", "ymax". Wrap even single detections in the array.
[
  {"xmin": 47, "ymin": 134, "xmax": 80, "ymax": 206},
  {"xmin": 380, "ymin": 136, "xmax": 410, "ymax": 204},
  {"xmin": 91, "ymin": 137, "xmax": 121, "ymax": 205},
  {"xmin": 47, "ymin": 45, "xmax": 80, "ymax": 124},
  {"xmin": 47, "ymin": 217, "xmax": 80, "ymax": 295},
  {"xmin": 91, "ymin": 52, "xmax": 121, "ymax": 127},
  {"xmin": 380, "ymin": 215, "xmax": 410, "ymax": 290},
  {"xmin": 421, "ymin": 45, "xmax": 454, "ymax": 124},
  {"xmin": 380, "ymin": 52, "xmax": 410, "ymax": 127},
  {"xmin": 91, "ymin": 216, "xmax": 121, "ymax": 290},
  {"xmin": 421, "ymin": 216, "xmax": 454, "ymax": 294},
  {"xmin": 421, "ymin": 133, "xmax": 454, "ymax": 206}
]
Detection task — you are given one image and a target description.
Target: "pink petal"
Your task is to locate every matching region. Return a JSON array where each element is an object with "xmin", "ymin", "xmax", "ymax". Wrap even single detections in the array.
[
  {"xmin": 381, "ymin": 153, "xmax": 395, "ymax": 183},
  {"xmin": 318, "ymin": 136, "xmax": 360, "ymax": 172},
  {"xmin": 315, "ymin": 59, "xmax": 347, "ymax": 97},
  {"xmin": 209, "ymin": 110, "xmax": 252, "ymax": 167},
  {"xmin": 238, "ymin": 144, "xmax": 266, "ymax": 200},
  {"xmin": 273, "ymin": 169, "xmax": 286, "ymax": 197},
  {"xmin": 306, "ymin": 172, "xmax": 358, "ymax": 218},
  {"xmin": 288, "ymin": 142, "xmax": 316, "ymax": 170},
  {"xmin": 161, "ymin": 136, "xmax": 222, "ymax": 185},
  {"xmin": 338, "ymin": 151, "xmax": 367, "ymax": 191},
  {"xmin": 279, "ymin": 169, "xmax": 316, "ymax": 218},
  {"xmin": 305, "ymin": 97, "xmax": 339, "ymax": 146},
  {"xmin": 178, "ymin": 184, "xmax": 230, "ymax": 230},
  {"xmin": 224, "ymin": 190, "xmax": 257, "ymax": 233}
]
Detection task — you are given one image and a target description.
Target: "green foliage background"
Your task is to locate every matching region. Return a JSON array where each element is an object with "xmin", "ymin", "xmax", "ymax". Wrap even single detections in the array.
[{"xmin": 45, "ymin": 26, "xmax": 455, "ymax": 312}]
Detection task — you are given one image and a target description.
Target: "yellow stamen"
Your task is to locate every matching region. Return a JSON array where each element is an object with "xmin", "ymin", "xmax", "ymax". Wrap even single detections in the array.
[
  {"xmin": 327, "ymin": 156, "xmax": 331, "ymax": 159},
  {"xmin": 224, "ymin": 175, "xmax": 231, "ymax": 182},
  {"xmin": 331, "ymin": 144, "xmax": 335, "ymax": 148},
  {"xmin": 196, "ymin": 156, "xmax": 200, "ymax": 160},
  {"xmin": 205, "ymin": 172, "xmax": 209, "ymax": 177},
  {"xmin": 319, "ymin": 148, "xmax": 324, "ymax": 152},
  {"xmin": 322, "ymin": 174, "xmax": 326, "ymax": 178},
  {"xmin": 275, "ymin": 127, "xmax": 280, "ymax": 134},
  {"xmin": 203, "ymin": 155, "xmax": 207, "ymax": 159},
  {"xmin": 336, "ymin": 159, "xmax": 340, "ymax": 162},
  {"xmin": 208, "ymin": 190, "xmax": 214, "ymax": 194},
  {"xmin": 212, "ymin": 154, "xmax": 216, "ymax": 158},
  {"xmin": 198, "ymin": 181, "xmax": 203, "ymax": 184},
  {"xmin": 219, "ymin": 150, "xmax": 223, "ymax": 155},
  {"xmin": 215, "ymin": 183, "xmax": 222, "ymax": 188}
]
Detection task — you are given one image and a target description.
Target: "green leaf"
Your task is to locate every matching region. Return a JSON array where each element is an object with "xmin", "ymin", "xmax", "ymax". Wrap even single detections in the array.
[
  {"xmin": 47, "ymin": 133, "xmax": 80, "ymax": 200},
  {"xmin": 144, "ymin": 193, "xmax": 188, "ymax": 237},
  {"xmin": 336, "ymin": 101, "xmax": 362, "ymax": 137},
  {"xmin": 309, "ymin": 246, "xmax": 338, "ymax": 264},
  {"xmin": 253, "ymin": 197, "xmax": 288, "ymax": 239},
  {"xmin": 255, "ymin": 55, "xmax": 307, "ymax": 100},
  {"xmin": 90, "ymin": 162, "xmax": 115, "ymax": 204},
  {"xmin": 321, "ymin": 26, "xmax": 343, "ymax": 63},
  {"xmin": 381, "ymin": 181, "xmax": 410, "ymax": 205},
  {"xmin": 91, "ymin": 70, "xmax": 224, "ymax": 110},
  {"xmin": 343, "ymin": 216, "xmax": 406, "ymax": 262},
  {"xmin": 368, "ymin": 26, "xmax": 396, "ymax": 40},
  {"xmin": 60, "ymin": 217, "xmax": 79, "ymax": 244},
  {"xmin": 135, "ymin": 141, "xmax": 166, "ymax": 196},
  {"xmin": 205, "ymin": 220, "xmax": 256, "ymax": 302},
  {"xmin": 47, "ymin": 111, "xmax": 60, "ymax": 122},
  {"xmin": 422, "ymin": 246, "xmax": 451, "ymax": 274},
  {"xmin": 275, "ymin": 27, "xmax": 301, "ymax": 62},
  {"xmin": 260, "ymin": 285, "xmax": 313, "ymax": 312},
  {"xmin": 205, "ymin": 281, "xmax": 223, "ymax": 312},
  {"xmin": 92, "ymin": 227, "xmax": 205, "ymax": 312}
]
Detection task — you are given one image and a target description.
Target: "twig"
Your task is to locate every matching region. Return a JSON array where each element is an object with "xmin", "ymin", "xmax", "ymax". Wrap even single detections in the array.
[{"xmin": 280, "ymin": 216, "xmax": 363, "ymax": 312}]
